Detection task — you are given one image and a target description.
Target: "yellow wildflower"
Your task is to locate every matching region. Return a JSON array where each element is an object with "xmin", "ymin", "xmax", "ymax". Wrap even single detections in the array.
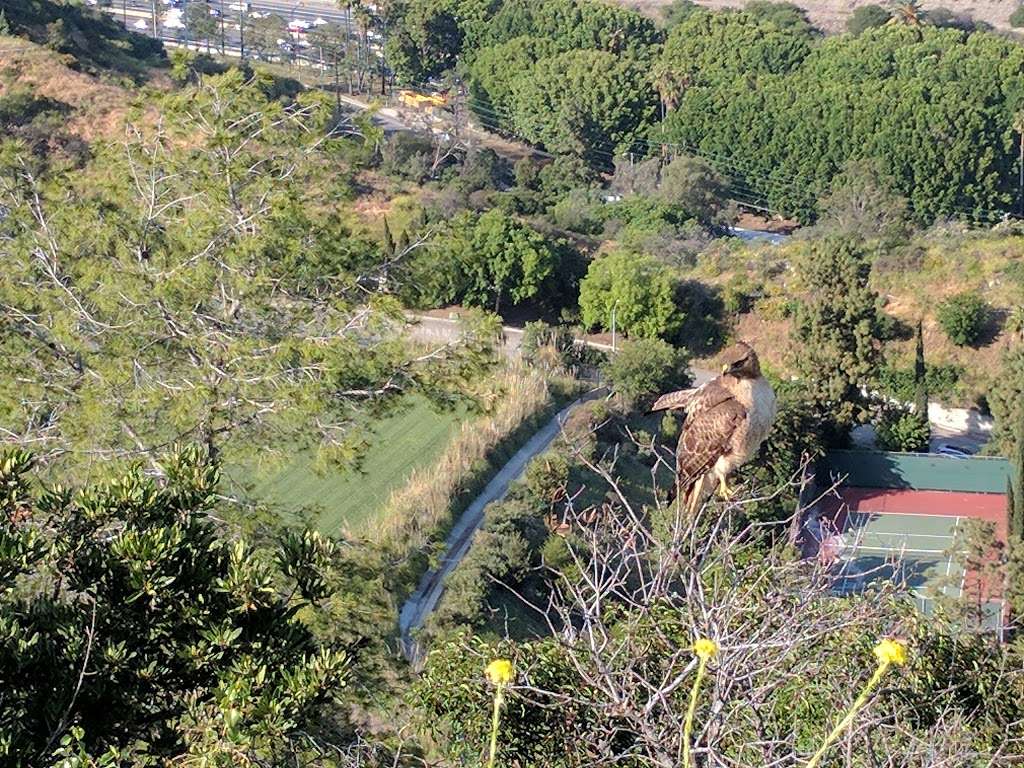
[
  {"xmin": 805, "ymin": 639, "xmax": 911, "ymax": 768},
  {"xmin": 485, "ymin": 659, "xmax": 515, "ymax": 768},
  {"xmin": 692, "ymin": 638, "xmax": 718, "ymax": 661},
  {"xmin": 682, "ymin": 638, "xmax": 719, "ymax": 767},
  {"xmin": 873, "ymin": 638, "xmax": 907, "ymax": 668},
  {"xmin": 485, "ymin": 659, "xmax": 515, "ymax": 686}
]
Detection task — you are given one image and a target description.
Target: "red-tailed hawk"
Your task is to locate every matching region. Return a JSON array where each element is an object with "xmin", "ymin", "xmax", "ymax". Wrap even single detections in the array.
[{"xmin": 651, "ymin": 342, "xmax": 776, "ymax": 514}]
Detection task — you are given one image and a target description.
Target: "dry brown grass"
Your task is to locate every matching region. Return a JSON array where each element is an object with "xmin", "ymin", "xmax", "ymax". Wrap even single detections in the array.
[
  {"xmin": 0, "ymin": 36, "xmax": 152, "ymax": 142},
  {"xmin": 616, "ymin": 0, "xmax": 1019, "ymax": 33},
  {"xmin": 373, "ymin": 366, "xmax": 552, "ymax": 553}
]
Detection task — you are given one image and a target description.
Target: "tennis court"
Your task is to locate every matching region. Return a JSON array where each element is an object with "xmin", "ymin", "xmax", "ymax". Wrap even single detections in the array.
[{"xmin": 803, "ymin": 487, "xmax": 1006, "ymax": 628}]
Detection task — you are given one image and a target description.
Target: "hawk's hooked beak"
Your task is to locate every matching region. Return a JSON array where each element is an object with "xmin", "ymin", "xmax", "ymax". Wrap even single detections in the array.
[{"xmin": 721, "ymin": 363, "xmax": 729, "ymax": 374}]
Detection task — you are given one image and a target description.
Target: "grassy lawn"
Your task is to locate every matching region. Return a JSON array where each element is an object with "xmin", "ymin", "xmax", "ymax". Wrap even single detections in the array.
[{"xmin": 246, "ymin": 396, "xmax": 466, "ymax": 535}]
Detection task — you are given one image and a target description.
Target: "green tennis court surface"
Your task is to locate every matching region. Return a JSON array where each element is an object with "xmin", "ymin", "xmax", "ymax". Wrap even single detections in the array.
[{"xmin": 806, "ymin": 493, "xmax": 1006, "ymax": 630}]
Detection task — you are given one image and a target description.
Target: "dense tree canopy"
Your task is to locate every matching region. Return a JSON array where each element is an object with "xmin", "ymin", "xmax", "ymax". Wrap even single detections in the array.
[
  {"xmin": 507, "ymin": 49, "xmax": 658, "ymax": 166},
  {"xmin": 657, "ymin": 24, "xmax": 1024, "ymax": 221},
  {"xmin": 0, "ymin": 447, "xmax": 352, "ymax": 764},
  {"xmin": 484, "ymin": 0, "xmax": 662, "ymax": 56},
  {"xmin": 408, "ymin": 209, "xmax": 562, "ymax": 312}
]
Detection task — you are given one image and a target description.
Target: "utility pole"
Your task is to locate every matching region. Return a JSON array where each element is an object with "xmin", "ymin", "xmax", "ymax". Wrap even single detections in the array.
[
  {"xmin": 611, "ymin": 300, "xmax": 619, "ymax": 353},
  {"xmin": 183, "ymin": 0, "xmax": 189, "ymax": 50},
  {"xmin": 238, "ymin": 4, "xmax": 245, "ymax": 60},
  {"xmin": 219, "ymin": 0, "xmax": 225, "ymax": 53}
]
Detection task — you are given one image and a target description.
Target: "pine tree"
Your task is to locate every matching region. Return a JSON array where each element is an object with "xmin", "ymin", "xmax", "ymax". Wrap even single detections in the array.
[
  {"xmin": 0, "ymin": 10, "xmax": 10, "ymax": 35},
  {"xmin": 791, "ymin": 236, "xmax": 881, "ymax": 431}
]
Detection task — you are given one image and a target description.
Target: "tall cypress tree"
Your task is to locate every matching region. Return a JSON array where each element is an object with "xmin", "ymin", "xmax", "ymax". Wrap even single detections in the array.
[{"xmin": 1011, "ymin": 409, "xmax": 1024, "ymax": 538}]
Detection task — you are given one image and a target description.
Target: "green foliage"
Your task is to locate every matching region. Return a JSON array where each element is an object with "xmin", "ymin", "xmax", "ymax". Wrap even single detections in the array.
[
  {"xmin": 736, "ymin": 380, "xmax": 827, "ymax": 526},
  {"xmin": 507, "ymin": 49, "xmax": 658, "ymax": 169},
  {"xmin": 600, "ymin": 338, "xmax": 691, "ymax": 406},
  {"xmin": 877, "ymin": 361, "xmax": 962, "ymax": 405},
  {"xmin": 244, "ymin": 13, "xmax": 287, "ymax": 60},
  {"xmin": 1012, "ymin": 5, "xmax": 1024, "ymax": 27},
  {"xmin": 485, "ymin": 0, "xmax": 662, "ymax": 56},
  {"xmin": 520, "ymin": 321, "xmax": 577, "ymax": 371},
  {"xmin": 792, "ymin": 237, "xmax": 881, "ymax": 429},
  {"xmin": 815, "ymin": 159, "xmax": 910, "ymax": 245},
  {"xmin": 578, "ymin": 251, "xmax": 683, "ymax": 339},
  {"xmin": 410, "ymin": 209, "xmax": 561, "ymax": 312},
  {"xmin": 655, "ymin": 8, "xmax": 812, "ymax": 100},
  {"xmin": 875, "ymin": 407, "xmax": 931, "ymax": 452},
  {"xmin": 658, "ymin": 24, "xmax": 1024, "ymax": 222},
  {"xmin": 412, "ymin": 634, "xmax": 583, "ymax": 766},
  {"xmin": 386, "ymin": 0, "xmax": 463, "ymax": 82},
  {"xmin": 0, "ymin": 72, "xmax": 494, "ymax": 478},
  {"xmin": 184, "ymin": 2, "xmax": 219, "ymax": 49},
  {"xmin": 744, "ymin": 1, "xmax": 816, "ymax": 35},
  {"xmin": 0, "ymin": 447, "xmax": 351, "ymax": 764},
  {"xmin": 656, "ymin": 153, "xmax": 733, "ymax": 226},
  {"xmin": 989, "ymin": 347, "xmax": 1024, "ymax": 454},
  {"xmin": 936, "ymin": 291, "xmax": 988, "ymax": 347},
  {"xmin": 1009, "ymin": 409, "xmax": 1024, "ymax": 538},
  {"xmin": 847, "ymin": 4, "xmax": 892, "ymax": 34},
  {"xmin": 660, "ymin": 0, "xmax": 699, "ymax": 27},
  {"xmin": 659, "ymin": 410, "xmax": 679, "ymax": 439}
]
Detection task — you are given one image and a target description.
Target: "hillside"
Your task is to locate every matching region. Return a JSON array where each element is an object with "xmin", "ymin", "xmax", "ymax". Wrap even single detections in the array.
[{"xmin": 621, "ymin": 0, "xmax": 1020, "ymax": 32}]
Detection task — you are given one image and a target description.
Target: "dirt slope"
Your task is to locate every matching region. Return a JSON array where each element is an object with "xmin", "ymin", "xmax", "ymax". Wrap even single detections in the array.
[{"xmin": 619, "ymin": 0, "xmax": 1018, "ymax": 33}]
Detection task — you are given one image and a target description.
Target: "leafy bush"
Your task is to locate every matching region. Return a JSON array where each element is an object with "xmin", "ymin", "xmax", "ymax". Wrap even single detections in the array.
[
  {"xmin": 847, "ymin": 4, "xmax": 892, "ymax": 33},
  {"xmin": 1012, "ymin": 5, "xmax": 1024, "ymax": 27},
  {"xmin": 936, "ymin": 292, "xmax": 987, "ymax": 347},
  {"xmin": 578, "ymin": 251, "xmax": 683, "ymax": 339},
  {"xmin": 550, "ymin": 188, "xmax": 605, "ymax": 234},
  {"xmin": 601, "ymin": 338, "xmax": 691, "ymax": 407},
  {"xmin": 877, "ymin": 363, "xmax": 964, "ymax": 405},
  {"xmin": 876, "ymin": 408, "xmax": 931, "ymax": 453}
]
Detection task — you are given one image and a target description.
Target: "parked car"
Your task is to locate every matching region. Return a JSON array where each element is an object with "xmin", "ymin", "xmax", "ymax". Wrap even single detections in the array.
[{"xmin": 934, "ymin": 442, "xmax": 976, "ymax": 459}]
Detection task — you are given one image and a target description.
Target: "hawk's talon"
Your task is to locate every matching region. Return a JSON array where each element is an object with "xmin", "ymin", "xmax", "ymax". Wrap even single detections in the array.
[{"xmin": 718, "ymin": 477, "xmax": 734, "ymax": 500}]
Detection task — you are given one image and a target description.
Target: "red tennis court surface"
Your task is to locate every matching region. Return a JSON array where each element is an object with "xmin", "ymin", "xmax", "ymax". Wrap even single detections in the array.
[{"xmin": 802, "ymin": 487, "xmax": 1007, "ymax": 630}]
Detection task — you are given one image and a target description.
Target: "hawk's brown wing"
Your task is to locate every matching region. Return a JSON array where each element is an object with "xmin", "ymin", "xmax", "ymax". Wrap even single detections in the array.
[{"xmin": 675, "ymin": 381, "xmax": 747, "ymax": 488}]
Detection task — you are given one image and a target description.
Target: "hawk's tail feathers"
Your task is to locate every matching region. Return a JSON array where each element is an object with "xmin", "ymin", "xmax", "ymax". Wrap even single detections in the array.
[{"xmin": 680, "ymin": 474, "xmax": 709, "ymax": 518}]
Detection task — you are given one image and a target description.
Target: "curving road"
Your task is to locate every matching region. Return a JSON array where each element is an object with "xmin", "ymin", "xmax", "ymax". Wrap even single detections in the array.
[{"xmin": 397, "ymin": 387, "xmax": 606, "ymax": 662}]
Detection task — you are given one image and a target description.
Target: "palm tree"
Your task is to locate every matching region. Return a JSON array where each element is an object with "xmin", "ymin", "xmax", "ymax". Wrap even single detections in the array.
[{"xmin": 887, "ymin": 0, "xmax": 925, "ymax": 33}]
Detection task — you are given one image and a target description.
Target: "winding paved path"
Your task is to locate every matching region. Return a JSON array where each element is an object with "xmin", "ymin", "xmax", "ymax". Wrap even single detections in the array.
[{"xmin": 398, "ymin": 388, "xmax": 606, "ymax": 662}]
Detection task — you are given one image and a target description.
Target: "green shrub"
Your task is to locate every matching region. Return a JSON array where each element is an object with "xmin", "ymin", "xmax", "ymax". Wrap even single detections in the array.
[
  {"xmin": 877, "ymin": 363, "xmax": 964, "ymax": 404},
  {"xmin": 936, "ymin": 292, "xmax": 987, "ymax": 346},
  {"xmin": 1010, "ymin": 4, "xmax": 1024, "ymax": 26},
  {"xmin": 601, "ymin": 338, "xmax": 691, "ymax": 407},
  {"xmin": 660, "ymin": 410, "xmax": 679, "ymax": 440},
  {"xmin": 847, "ymin": 4, "xmax": 892, "ymax": 33},
  {"xmin": 578, "ymin": 250, "xmax": 683, "ymax": 339},
  {"xmin": 876, "ymin": 408, "xmax": 930, "ymax": 453},
  {"xmin": 550, "ymin": 188, "xmax": 605, "ymax": 234}
]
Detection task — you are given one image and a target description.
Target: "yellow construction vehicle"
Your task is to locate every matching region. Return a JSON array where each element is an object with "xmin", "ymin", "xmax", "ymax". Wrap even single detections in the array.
[{"xmin": 398, "ymin": 89, "xmax": 448, "ymax": 111}]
